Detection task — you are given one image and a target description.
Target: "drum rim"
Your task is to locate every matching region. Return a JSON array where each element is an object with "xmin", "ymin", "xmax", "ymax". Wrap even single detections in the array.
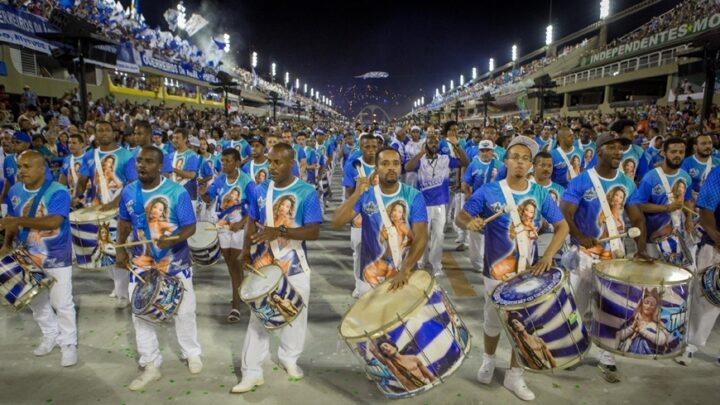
[
  {"xmin": 132, "ymin": 270, "xmax": 184, "ymax": 317},
  {"xmin": 338, "ymin": 270, "xmax": 437, "ymax": 341},
  {"xmin": 699, "ymin": 265, "xmax": 720, "ymax": 306},
  {"xmin": 239, "ymin": 264, "xmax": 285, "ymax": 302},
  {"xmin": 491, "ymin": 267, "xmax": 567, "ymax": 311},
  {"xmin": 69, "ymin": 206, "xmax": 118, "ymax": 224},
  {"xmin": 4, "ymin": 276, "xmax": 55, "ymax": 310},
  {"xmin": 592, "ymin": 259, "xmax": 694, "ymax": 286},
  {"xmin": 255, "ymin": 298, "xmax": 306, "ymax": 331},
  {"xmin": 590, "ymin": 336, "xmax": 687, "ymax": 360}
]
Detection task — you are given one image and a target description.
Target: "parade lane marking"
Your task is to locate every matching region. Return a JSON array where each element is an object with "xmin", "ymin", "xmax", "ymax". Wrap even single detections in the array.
[{"xmin": 442, "ymin": 252, "xmax": 477, "ymax": 297}]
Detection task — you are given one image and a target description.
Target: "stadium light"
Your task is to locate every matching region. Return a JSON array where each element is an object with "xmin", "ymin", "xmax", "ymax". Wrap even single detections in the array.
[
  {"xmin": 284, "ymin": 71, "xmax": 289, "ymax": 85},
  {"xmin": 304, "ymin": 83, "xmax": 307, "ymax": 93},
  {"xmin": 271, "ymin": 63, "xmax": 276, "ymax": 78},
  {"xmin": 545, "ymin": 25, "xmax": 553, "ymax": 46},
  {"xmin": 489, "ymin": 58, "xmax": 495, "ymax": 72},
  {"xmin": 251, "ymin": 52, "xmax": 258, "ymax": 68},
  {"xmin": 310, "ymin": 88, "xmax": 314, "ymax": 97},
  {"xmin": 600, "ymin": 0, "xmax": 610, "ymax": 20},
  {"xmin": 223, "ymin": 33, "xmax": 230, "ymax": 53},
  {"xmin": 295, "ymin": 78, "xmax": 300, "ymax": 89},
  {"xmin": 435, "ymin": 88, "xmax": 440, "ymax": 97},
  {"xmin": 512, "ymin": 45, "xmax": 518, "ymax": 62},
  {"xmin": 472, "ymin": 67, "xmax": 477, "ymax": 80},
  {"xmin": 450, "ymin": 80, "xmax": 454, "ymax": 90},
  {"xmin": 421, "ymin": 96, "xmax": 424, "ymax": 105},
  {"xmin": 442, "ymin": 84, "xmax": 446, "ymax": 94},
  {"xmin": 414, "ymin": 101, "xmax": 417, "ymax": 108},
  {"xmin": 460, "ymin": 74, "xmax": 464, "ymax": 86}
]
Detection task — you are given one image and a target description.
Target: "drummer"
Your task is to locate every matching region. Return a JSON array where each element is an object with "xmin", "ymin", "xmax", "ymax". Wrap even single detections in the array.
[
  {"xmin": 75, "ymin": 121, "xmax": 138, "ymax": 307},
  {"xmin": 559, "ymin": 132, "xmax": 649, "ymax": 383},
  {"xmin": 241, "ymin": 135, "xmax": 270, "ymax": 184},
  {"xmin": 200, "ymin": 148, "xmax": 254, "ymax": 323},
  {"xmin": 676, "ymin": 165, "xmax": 720, "ymax": 366},
  {"xmin": 331, "ymin": 146, "xmax": 428, "ymax": 289},
  {"xmin": 116, "ymin": 146, "xmax": 202, "ymax": 391},
  {"xmin": 233, "ymin": 142, "xmax": 322, "ymax": 393},
  {"xmin": 0, "ymin": 150, "xmax": 77, "ymax": 367},
  {"xmin": 455, "ymin": 136, "xmax": 569, "ymax": 401}
]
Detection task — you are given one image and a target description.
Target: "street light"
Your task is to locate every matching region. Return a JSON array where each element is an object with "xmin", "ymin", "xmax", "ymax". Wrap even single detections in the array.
[
  {"xmin": 450, "ymin": 80, "xmax": 454, "ymax": 90},
  {"xmin": 600, "ymin": 0, "xmax": 610, "ymax": 19},
  {"xmin": 489, "ymin": 58, "xmax": 495, "ymax": 72},
  {"xmin": 271, "ymin": 63, "xmax": 276, "ymax": 79},
  {"xmin": 284, "ymin": 72, "xmax": 289, "ymax": 86},
  {"xmin": 472, "ymin": 67, "xmax": 477, "ymax": 80},
  {"xmin": 435, "ymin": 88, "xmax": 440, "ymax": 97},
  {"xmin": 512, "ymin": 45, "xmax": 518, "ymax": 62},
  {"xmin": 304, "ymin": 83, "xmax": 307, "ymax": 93},
  {"xmin": 421, "ymin": 96, "xmax": 424, "ymax": 105},
  {"xmin": 460, "ymin": 74, "xmax": 464, "ymax": 86},
  {"xmin": 251, "ymin": 51, "xmax": 257, "ymax": 68},
  {"xmin": 545, "ymin": 25, "xmax": 553, "ymax": 46},
  {"xmin": 442, "ymin": 84, "xmax": 446, "ymax": 94},
  {"xmin": 295, "ymin": 78, "xmax": 300, "ymax": 90},
  {"xmin": 310, "ymin": 88, "xmax": 314, "ymax": 97}
]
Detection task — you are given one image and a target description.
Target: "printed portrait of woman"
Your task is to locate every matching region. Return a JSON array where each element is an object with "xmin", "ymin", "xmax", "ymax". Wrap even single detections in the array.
[
  {"xmin": 101, "ymin": 155, "xmax": 121, "ymax": 191},
  {"xmin": 91, "ymin": 222, "xmax": 116, "ymax": 267},
  {"xmin": 570, "ymin": 155, "xmax": 581, "ymax": 175},
  {"xmin": 582, "ymin": 148, "xmax": 594, "ymax": 169},
  {"xmin": 22, "ymin": 203, "xmax": 57, "ymax": 266},
  {"xmin": 491, "ymin": 200, "xmax": 539, "ymax": 280},
  {"xmin": 363, "ymin": 201, "xmax": 414, "ymax": 286},
  {"xmin": 255, "ymin": 169, "xmax": 267, "ymax": 184},
  {"xmin": 622, "ymin": 158, "xmax": 636, "ymax": 179},
  {"xmin": 586, "ymin": 186, "xmax": 627, "ymax": 260},
  {"xmin": 616, "ymin": 288, "xmax": 670, "ymax": 355},
  {"xmin": 253, "ymin": 195, "xmax": 298, "ymax": 274},
  {"xmin": 652, "ymin": 179, "xmax": 688, "ymax": 241},
  {"xmin": 368, "ymin": 335, "xmax": 436, "ymax": 391},
  {"xmin": 506, "ymin": 312, "xmax": 556, "ymax": 370},
  {"xmin": 133, "ymin": 197, "xmax": 176, "ymax": 272},
  {"xmin": 218, "ymin": 187, "xmax": 242, "ymax": 228}
]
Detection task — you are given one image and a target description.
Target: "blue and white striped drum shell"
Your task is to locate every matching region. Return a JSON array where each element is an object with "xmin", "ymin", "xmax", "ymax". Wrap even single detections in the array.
[
  {"xmin": 240, "ymin": 264, "xmax": 305, "ymax": 330},
  {"xmin": 0, "ymin": 249, "xmax": 54, "ymax": 310},
  {"xmin": 654, "ymin": 232, "xmax": 694, "ymax": 268},
  {"xmin": 699, "ymin": 265, "xmax": 720, "ymax": 307},
  {"xmin": 131, "ymin": 269, "xmax": 185, "ymax": 323},
  {"xmin": 492, "ymin": 267, "xmax": 590, "ymax": 372},
  {"xmin": 339, "ymin": 271, "xmax": 471, "ymax": 399},
  {"xmin": 69, "ymin": 206, "xmax": 118, "ymax": 271},
  {"xmin": 591, "ymin": 259, "xmax": 693, "ymax": 359},
  {"xmin": 188, "ymin": 223, "xmax": 221, "ymax": 266}
]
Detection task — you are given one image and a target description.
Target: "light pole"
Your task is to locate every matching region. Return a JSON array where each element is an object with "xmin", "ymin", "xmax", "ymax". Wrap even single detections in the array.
[{"xmin": 271, "ymin": 62, "xmax": 276, "ymax": 82}]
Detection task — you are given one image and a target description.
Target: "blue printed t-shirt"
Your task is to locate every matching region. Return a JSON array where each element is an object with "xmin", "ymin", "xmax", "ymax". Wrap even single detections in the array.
[
  {"xmin": 551, "ymin": 146, "xmax": 584, "ymax": 187},
  {"xmin": 587, "ymin": 144, "xmax": 644, "ymax": 180},
  {"xmin": 353, "ymin": 183, "xmax": 427, "ymax": 285},
  {"xmin": 7, "ymin": 181, "xmax": 72, "ymax": 269},
  {"xmin": 463, "ymin": 181, "xmax": 564, "ymax": 280},
  {"xmin": 4, "ymin": 154, "xmax": 52, "ymax": 187},
  {"xmin": 242, "ymin": 158, "xmax": 270, "ymax": 185},
  {"xmin": 249, "ymin": 179, "xmax": 322, "ymax": 276},
  {"xmin": 305, "ymin": 146, "xmax": 319, "ymax": 183},
  {"xmin": 681, "ymin": 155, "xmax": 720, "ymax": 194},
  {"xmin": 561, "ymin": 170, "xmax": 636, "ymax": 251},
  {"xmin": 696, "ymin": 166, "xmax": 720, "ymax": 245},
  {"xmin": 578, "ymin": 140, "xmax": 596, "ymax": 171},
  {"xmin": 206, "ymin": 169, "xmax": 254, "ymax": 224},
  {"xmin": 462, "ymin": 158, "xmax": 496, "ymax": 193},
  {"xmin": 412, "ymin": 154, "xmax": 460, "ymax": 206},
  {"xmin": 220, "ymin": 139, "xmax": 251, "ymax": 158},
  {"xmin": 118, "ymin": 178, "xmax": 196, "ymax": 277},
  {"xmin": 162, "ymin": 148, "xmax": 201, "ymax": 200},
  {"xmin": 79, "ymin": 147, "xmax": 137, "ymax": 205},
  {"xmin": 627, "ymin": 168, "xmax": 692, "ymax": 241}
]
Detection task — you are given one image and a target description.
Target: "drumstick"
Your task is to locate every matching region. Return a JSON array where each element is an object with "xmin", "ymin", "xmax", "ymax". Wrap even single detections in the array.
[
  {"xmin": 598, "ymin": 227, "xmax": 641, "ymax": 243},
  {"xmin": 125, "ymin": 265, "xmax": 146, "ymax": 284},
  {"xmin": 245, "ymin": 264, "xmax": 267, "ymax": 279},
  {"xmin": 115, "ymin": 235, "xmax": 180, "ymax": 248},
  {"xmin": 482, "ymin": 206, "xmax": 512, "ymax": 224},
  {"xmin": 682, "ymin": 206, "xmax": 699, "ymax": 217}
]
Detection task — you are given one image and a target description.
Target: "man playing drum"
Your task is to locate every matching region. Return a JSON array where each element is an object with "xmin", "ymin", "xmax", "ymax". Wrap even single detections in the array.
[
  {"xmin": 233, "ymin": 142, "xmax": 322, "ymax": 393},
  {"xmin": 455, "ymin": 136, "xmax": 569, "ymax": 401},
  {"xmin": 0, "ymin": 150, "xmax": 78, "ymax": 367},
  {"xmin": 116, "ymin": 146, "xmax": 202, "ymax": 391},
  {"xmin": 560, "ymin": 132, "xmax": 649, "ymax": 383}
]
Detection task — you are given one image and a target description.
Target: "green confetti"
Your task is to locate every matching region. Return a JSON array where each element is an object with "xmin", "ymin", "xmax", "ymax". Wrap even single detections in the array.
[
  {"xmin": 273, "ymin": 367, "xmax": 279, "ymax": 371},
  {"xmin": 251, "ymin": 388, "xmax": 256, "ymax": 392},
  {"xmin": 46, "ymin": 400, "xmax": 52, "ymax": 403},
  {"xmin": 203, "ymin": 392, "xmax": 208, "ymax": 395},
  {"xmin": 553, "ymin": 383, "xmax": 561, "ymax": 388},
  {"xmin": 457, "ymin": 393, "xmax": 461, "ymax": 397},
  {"xmin": 186, "ymin": 391, "xmax": 191, "ymax": 395},
  {"xmin": 167, "ymin": 397, "xmax": 173, "ymax": 400},
  {"xmin": 219, "ymin": 384, "xmax": 225, "ymax": 388},
  {"xmin": 575, "ymin": 384, "xmax": 581, "ymax": 389},
  {"xmin": 107, "ymin": 350, "xmax": 112, "ymax": 354},
  {"xmin": 122, "ymin": 385, "xmax": 127, "ymax": 388},
  {"xmin": 169, "ymin": 379, "xmax": 175, "ymax": 383}
]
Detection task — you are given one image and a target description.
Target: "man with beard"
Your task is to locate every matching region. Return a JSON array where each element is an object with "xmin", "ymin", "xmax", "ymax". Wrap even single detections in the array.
[
  {"xmin": 242, "ymin": 136, "xmax": 270, "ymax": 184},
  {"xmin": 681, "ymin": 133, "xmax": 720, "ymax": 196},
  {"xmin": 163, "ymin": 128, "xmax": 201, "ymax": 209},
  {"xmin": 403, "ymin": 126, "xmax": 424, "ymax": 187},
  {"xmin": 551, "ymin": 127, "xmax": 583, "ymax": 188}
]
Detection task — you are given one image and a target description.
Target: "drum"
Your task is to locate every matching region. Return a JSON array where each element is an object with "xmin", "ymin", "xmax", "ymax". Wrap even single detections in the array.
[
  {"xmin": 338, "ymin": 271, "xmax": 470, "ymax": 399},
  {"xmin": 591, "ymin": 259, "xmax": 693, "ymax": 359},
  {"xmin": 654, "ymin": 232, "xmax": 693, "ymax": 268},
  {"xmin": 699, "ymin": 265, "xmax": 720, "ymax": 307},
  {"xmin": 491, "ymin": 267, "xmax": 590, "ymax": 372},
  {"xmin": 188, "ymin": 223, "xmax": 221, "ymax": 266},
  {"xmin": 0, "ymin": 249, "xmax": 54, "ymax": 310},
  {"xmin": 239, "ymin": 264, "xmax": 305, "ymax": 330},
  {"xmin": 69, "ymin": 206, "xmax": 118, "ymax": 271},
  {"xmin": 131, "ymin": 269, "xmax": 185, "ymax": 323}
]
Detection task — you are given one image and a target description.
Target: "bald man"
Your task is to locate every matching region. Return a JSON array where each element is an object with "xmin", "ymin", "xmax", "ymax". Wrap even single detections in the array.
[{"xmin": 0, "ymin": 150, "xmax": 78, "ymax": 367}]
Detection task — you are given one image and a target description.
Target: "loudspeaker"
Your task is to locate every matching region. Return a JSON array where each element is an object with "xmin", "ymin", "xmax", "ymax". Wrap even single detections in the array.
[{"xmin": 48, "ymin": 9, "xmax": 98, "ymax": 36}]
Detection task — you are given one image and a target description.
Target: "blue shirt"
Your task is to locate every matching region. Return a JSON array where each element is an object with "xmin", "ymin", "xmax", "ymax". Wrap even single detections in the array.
[
  {"xmin": 343, "ymin": 157, "xmax": 375, "ymax": 190},
  {"xmin": 118, "ymin": 178, "xmax": 196, "ymax": 277},
  {"xmin": 463, "ymin": 181, "xmax": 564, "ymax": 279},
  {"xmin": 242, "ymin": 159, "xmax": 270, "ymax": 185},
  {"xmin": 206, "ymin": 170, "xmax": 254, "ymax": 223},
  {"xmin": 162, "ymin": 149, "xmax": 201, "ymax": 200},
  {"xmin": 7, "ymin": 181, "xmax": 72, "ymax": 269},
  {"xmin": 413, "ymin": 154, "xmax": 460, "ymax": 206},
  {"xmin": 696, "ymin": 166, "xmax": 720, "ymax": 245},
  {"xmin": 353, "ymin": 183, "xmax": 427, "ymax": 284},
  {"xmin": 551, "ymin": 146, "xmax": 583, "ymax": 188},
  {"xmin": 78, "ymin": 147, "xmax": 137, "ymax": 205},
  {"xmin": 4, "ymin": 154, "xmax": 52, "ymax": 188},
  {"xmin": 462, "ymin": 158, "xmax": 496, "ymax": 193},
  {"xmin": 587, "ymin": 144, "xmax": 644, "ymax": 180},
  {"xmin": 536, "ymin": 136, "xmax": 555, "ymax": 153},
  {"xmin": 627, "ymin": 168, "xmax": 692, "ymax": 241},
  {"xmin": 681, "ymin": 155, "xmax": 720, "ymax": 194},
  {"xmin": 305, "ymin": 146, "xmax": 319, "ymax": 183},
  {"xmin": 249, "ymin": 179, "xmax": 323, "ymax": 276},
  {"xmin": 220, "ymin": 139, "xmax": 251, "ymax": 158}
]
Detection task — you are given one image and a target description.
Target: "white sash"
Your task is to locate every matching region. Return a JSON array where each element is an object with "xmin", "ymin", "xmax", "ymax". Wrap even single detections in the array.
[
  {"xmin": 69, "ymin": 155, "xmax": 78, "ymax": 189},
  {"xmin": 655, "ymin": 168, "xmax": 683, "ymax": 230},
  {"xmin": 498, "ymin": 180, "xmax": 531, "ymax": 274},
  {"xmin": 93, "ymin": 149, "xmax": 111, "ymax": 204},
  {"xmin": 373, "ymin": 185, "xmax": 403, "ymax": 269},
  {"xmin": 171, "ymin": 151, "xmax": 180, "ymax": 182},
  {"xmin": 265, "ymin": 181, "xmax": 311, "ymax": 274},
  {"xmin": 701, "ymin": 157, "xmax": 713, "ymax": 185},
  {"xmin": 356, "ymin": 161, "xmax": 367, "ymax": 178},
  {"xmin": 587, "ymin": 169, "xmax": 625, "ymax": 257},
  {"xmin": 557, "ymin": 147, "xmax": 578, "ymax": 179}
]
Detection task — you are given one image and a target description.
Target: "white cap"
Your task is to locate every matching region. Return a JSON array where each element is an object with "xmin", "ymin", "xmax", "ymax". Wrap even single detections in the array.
[
  {"xmin": 410, "ymin": 126, "xmax": 421, "ymax": 132},
  {"xmin": 478, "ymin": 140, "xmax": 495, "ymax": 150}
]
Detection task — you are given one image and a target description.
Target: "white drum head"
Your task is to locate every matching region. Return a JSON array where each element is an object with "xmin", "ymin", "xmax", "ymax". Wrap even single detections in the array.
[
  {"xmin": 70, "ymin": 206, "xmax": 118, "ymax": 224},
  {"xmin": 240, "ymin": 265, "xmax": 283, "ymax": 300},
  {"xmin": 594, "ymin": 259, "xmax": 693, "ymax": 286},
  {"xmin": 188, "ymin": 222, "xmax": 219, "ymax": 249}
]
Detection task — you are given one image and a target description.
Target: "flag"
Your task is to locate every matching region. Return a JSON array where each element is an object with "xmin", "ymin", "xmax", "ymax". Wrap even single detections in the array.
[
  {"xmin": 163, "ymin": 8, "xmax": 179, "ymax": 31},
  {"xmin": 185, "ymin": 14, "xmax": 209, "ymax": 37}
]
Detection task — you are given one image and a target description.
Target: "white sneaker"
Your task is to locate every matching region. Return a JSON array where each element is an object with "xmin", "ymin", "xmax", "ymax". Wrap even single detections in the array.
[
  {"xmin": 109, "ymin": 291, "xmax": 117, "ymax": 298},
  {"xmin": 115, "ymin": 297, "xmax": 130, "ymax": 309},
  {"xmin": 280, "ymin": 362, "xmax": 304, "ymax": 380},
  {"xmin": 188, "ymin": 356, "xmax": 203, "ymax": 374},
  {"xmin": 128, "ymin": 364, "xmax": 162, "ymax": 391},
  {"xmin": 433, "ymin": 270, "xmax": 444, "ymax": 277},
  {"xmin": 476, "ymin": 355, "xmax": 496, "ymax": 384},
  {"xmin": 231, "ymin": 377, "xmax": 264, "ymax": 393},
  {"xmin": 61, "ymin": 345, "xmax": 78, "ymax": 367},
  {"xmin": 34, "ymin": 337, "xmax": 58, "ymax": 356},
  {"xmin": 503, "ymin": 368, "xmax": 535, "ymax": 401},
  {"xmin": 351, "ymin": 289, "xmax": 361, "ymax": 299},
  {"xmin": 674, "ymin": 349, "xmax": 693, "ymax": 366},
  {"xmin": 454, "ymin": 236, "xmax": 464, "ymax": 243}
]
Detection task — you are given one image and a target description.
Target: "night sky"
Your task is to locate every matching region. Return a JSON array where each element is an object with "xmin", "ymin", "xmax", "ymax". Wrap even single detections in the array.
[{"xmin": 137, "ymin": 0, "xmax": 682, "ymax": 118}]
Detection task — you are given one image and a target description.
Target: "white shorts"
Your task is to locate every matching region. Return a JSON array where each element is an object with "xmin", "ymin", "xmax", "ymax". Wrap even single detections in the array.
[{"xmin": 219, "ymin": 230, "xmax": 244, "ymax": 250}]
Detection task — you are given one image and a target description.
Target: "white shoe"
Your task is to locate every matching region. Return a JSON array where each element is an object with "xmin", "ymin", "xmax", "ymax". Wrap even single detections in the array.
[
  {"xmin": 34, "ymin": 337, "xmax": 58, "ymax": 356},
  {"xmin": 454, "ymin": 236, "xmax": 464, "ymax": 243},
  {"xmin": 351, "ymin": 289, "xmax": 361, "ymax": 299},
  {"xmin": 280, "ymin": 362, "xmax": 304, "ymax": 380},
  {"xmin": 433, "ymin": 270, "xmax": 444, "ymax": 277},
  {"xmin": 503, "ymin": 368, "xmax": 535, "ymax": 401},
  {"xmin": 231, "ymin": 377, "xmax": 264, "ymax": 393},
  {"xmin": 674, "ymin": 349, "xmax": 693, "ymax": 366},
  {"xmin": 476, "ymin": 355, "xmax": 496, "ymax": 384},
  {"xmin": 188, "ymin": 356, "xmax": 203, "ymax": 374},
  {"xmin": 115, "ymin": 297, "xmax": 130, "ymax": 309},
  {"xmin": 109, "ymin": 291, "xmax": 117, "ymax": 298},
  {"xmin": 61, "ymin": 345, "xmax": 78, "ymax": 367},
  {"xmin": 128, "ymin": 364, "xmax": 162, "ymax": 391}
]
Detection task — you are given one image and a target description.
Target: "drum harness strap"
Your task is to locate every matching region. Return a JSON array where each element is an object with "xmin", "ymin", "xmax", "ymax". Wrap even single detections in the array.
[
  {"xmin": 265, "ymin": 181, "xmax": 311, "ymax": 274},
  {"xmin": 587, "ymin": 169, "xmax": 625, "ymax": 257},
  {"xmin": 69, "ymin": 155, "xmax": 78, "ymax": 190},
  {"xmin": 18, "ymin": 180, "xmax": 53, "ymax": 245},
  {"xmin": 93, "ymin": 149, "xmax": 112, "ymax": 204},
  {"xmin": 372, "ymin": 185, "xmax": 403, "ymax": 271},
  {"xmin": 702, "ymin": 156, "xmax": 713, "ymax": 184},
  {"xmin": 655, "ymin": 167, "xmax": 683, "ymax": 234},
  {"xmin": 498, "ymin": 180, "xmax": 531, "ymax": 274},
  {"xmin": 171, "ymin": 151, "xmax": 180, "ymax": 182},
  {"xmin": 556, "ymin": 146, "xmax": 578, "ymax": 180}
]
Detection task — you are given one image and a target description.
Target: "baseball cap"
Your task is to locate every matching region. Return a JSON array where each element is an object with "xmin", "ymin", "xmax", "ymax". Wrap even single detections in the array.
[
  {"xmin": 596, "ymin": 132, "xmax": 632, "ymax": 149},
  {"xmin": 410, "ymin": 126, "xmax": 421, "ymax": 132},
  {"xmin": 478, "ymin": 140, "xmax": 495, "ymax": 150},
  {"xmin": 249, "ymin": 135, "xmax": 265, "ymax": 146},
  {"xmin": 12, "ymin": 131, "xmax": 31, "ymax": 144},
  {"xmin": 506, "ymin": 136, "xmax": 539, "ymax": 158},
  {"xmin": 188, "ymin": 136, "xmax": 200, "ymax": 147}
]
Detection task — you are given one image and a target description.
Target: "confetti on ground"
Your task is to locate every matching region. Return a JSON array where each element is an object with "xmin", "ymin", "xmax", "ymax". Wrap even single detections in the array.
[
  {"xmin": 46, "ymin": 400, "xmax": 52, "ymax": 403},
  {"xmin": 575, "ymin": 384, "xmax": 581, "ymax": 389},
  {"xmin": 186, "ymin": 391, "xmax": 191, "ymax": 395},
  {"xmin": 219, "ymin": 384, "xmax": 225, "ymax": 388},
  {"xmin": 273, "ymin": 367, "xmax": 279, "ymax": 371},
  {"xmin": 203, "ymin": 392, "xmax": 208, "ymax": 395},
  {"xmin": 553, "ymin": 383, "xmax": 561, "ymax": 388},
  {"xmin": 457, "ymin": 393, "xmax": 462, "ymax": 397}
]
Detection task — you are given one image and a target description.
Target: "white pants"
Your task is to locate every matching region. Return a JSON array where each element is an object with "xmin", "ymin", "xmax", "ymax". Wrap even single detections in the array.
[
  {"xmin": 128, "ymin": 274, "xmax": 201, "ymax": 368},
  {"xmin": 422, "ymin": 205, "xmax": 447, "ymax": 272},
  {"xmin": 110, "ymin": 268, "xmax": 130, "ymax": 299},
  {"xmin": 688, "ymin": 244, "xmax": 720, "ymax": 349},
  {"xmin": 219, "ymin": 229, "xmax": 245, "ymax": 250},
  {"xmin": 482, "ymin": 276, "xmax": 503, "ymax": 338},
  {"xmin": 241, "ymin": 271, "xmax": 311, "ymax": 378},
  {"xmin": 468, "ymin": 231, "xmax": 485, "ymax": 272},
  {"xmin": 29, "ymin": 266, "xmax": 77, "ymax": 347},
  {"xmin": 351, "ymin": 227, "xmax": 370, "ymax": 294},
  {"xmin": 450, "ymin": 193, "xmax": 467, "ymax": 241}
]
